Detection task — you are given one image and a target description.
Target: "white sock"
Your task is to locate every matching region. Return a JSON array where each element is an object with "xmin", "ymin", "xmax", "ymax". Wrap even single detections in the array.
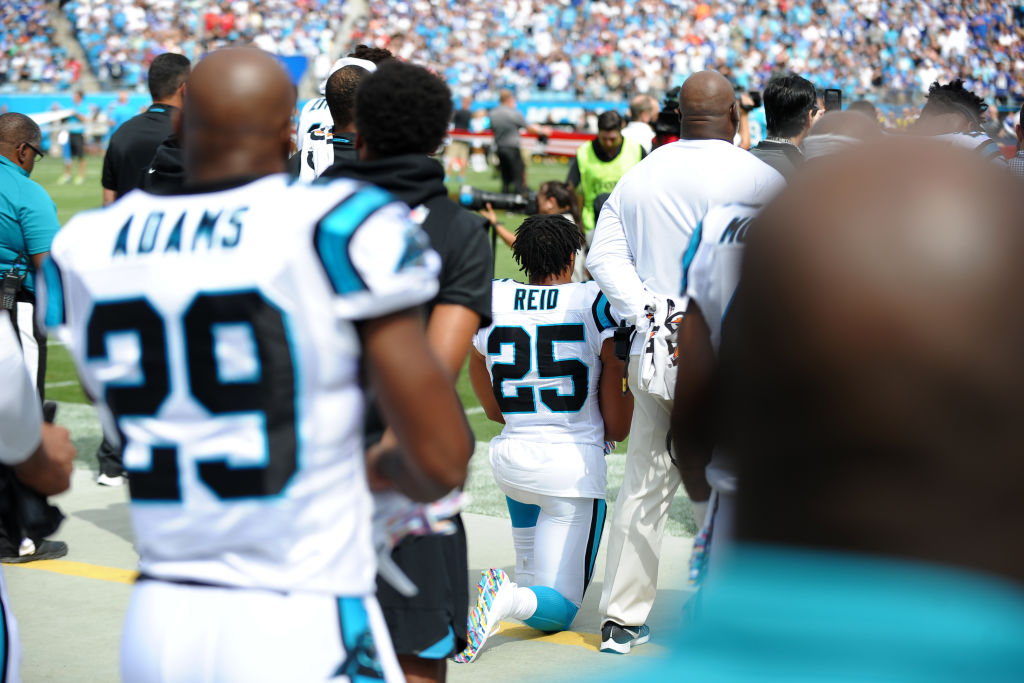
[
  {"xmin": 507, "ymin": 581, "xmax": 538, "ymax": 621},
  {"xmin": 511, "ymin": 526, "xmax": 535, "ymax": 586}
]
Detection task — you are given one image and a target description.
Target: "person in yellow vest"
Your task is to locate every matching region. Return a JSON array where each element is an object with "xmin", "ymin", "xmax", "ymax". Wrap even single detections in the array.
[{"xmin": 567, "ymin": 111, "xmax": 646, "ymax": 235}]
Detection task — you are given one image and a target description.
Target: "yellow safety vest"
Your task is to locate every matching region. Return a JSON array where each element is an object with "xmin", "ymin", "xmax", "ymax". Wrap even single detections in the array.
[{"xmin": 576, "ymin": 139, "xmax": 644, "ymax": 232}]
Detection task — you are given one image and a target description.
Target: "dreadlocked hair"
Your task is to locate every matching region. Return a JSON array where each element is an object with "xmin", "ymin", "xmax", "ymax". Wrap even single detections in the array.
[
  {"xmin": 924, "ymin": 79, "xmax": 988, "ymax": 119},
  {"xmin": 513, "ymin": 214, "xmax": 585, "ymax": 281}
]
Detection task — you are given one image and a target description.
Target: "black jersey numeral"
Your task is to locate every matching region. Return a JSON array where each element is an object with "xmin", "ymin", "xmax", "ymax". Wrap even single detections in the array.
[
  {"xmin": 486, "ymin": 324, "xmax": 589, "ymax": 414},
  {"xmin": 86, "ymin": 290, "xmax": 298, "ymax": 502}
]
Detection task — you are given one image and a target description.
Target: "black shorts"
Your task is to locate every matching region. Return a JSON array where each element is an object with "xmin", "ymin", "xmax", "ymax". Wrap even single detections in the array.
[
  {"xmin": 375, "ymin": 514, "xmax": 469, "ymax": 658},
  {"xmin": 69, "ymin": 133, "xmax": 84, "ymax": 159}
]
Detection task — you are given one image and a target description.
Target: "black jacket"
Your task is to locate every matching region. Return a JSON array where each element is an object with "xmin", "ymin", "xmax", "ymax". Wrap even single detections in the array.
[{"xmin": 749, "ymin": 140, "xmax": 803, "ymax": 178}]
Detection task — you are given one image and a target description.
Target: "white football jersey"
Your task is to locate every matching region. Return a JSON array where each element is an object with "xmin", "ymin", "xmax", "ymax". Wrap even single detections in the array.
[
  {"xmin": 681, "ymin": 203, "xmax": 759, "ymax": 353},
  {"xmin": 297, "ymin": 125, "xmax": 337, "ymax": 182},
  {"xmin": 681, "ymin": 202, "xmax": 760, "ymax": 493},
  {"xmin": 473, "ymin": 279, "xmax": 617, "ymax": 497},
  {"xmin": 38, "ymin": 174, "xmax": 440, "ymax": 596},
  {"xmin": 934, "ymin": 131, "xmax": 1008, "ymax": 167},
  {"xmin": 296, "ymin": 96, "xmax": 333, "ymax": 155}
]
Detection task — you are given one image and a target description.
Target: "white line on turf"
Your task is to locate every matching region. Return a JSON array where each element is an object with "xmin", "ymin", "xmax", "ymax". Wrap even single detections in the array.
[
  {"xmin": 465, "ymin": 406, "xmax": 485, "ymax": 415},
  {"xmin": 45, "ymin": 380, "xmax": 79, "ymax": 389}
]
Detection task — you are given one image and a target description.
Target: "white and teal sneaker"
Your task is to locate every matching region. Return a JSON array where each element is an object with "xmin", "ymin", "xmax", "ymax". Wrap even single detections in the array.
[
  {"xmin": 599, "ymin": 622, "xmax": 650, "ymax": 654},
  {"xmin": 453, "ymin": 568, "xmax": 515, "ymax": 663}
]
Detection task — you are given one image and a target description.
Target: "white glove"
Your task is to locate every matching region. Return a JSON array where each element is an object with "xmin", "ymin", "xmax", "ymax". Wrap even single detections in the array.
[{"xmin": 372, "ymin": 490, "xmax": 470, "ymax": 597}]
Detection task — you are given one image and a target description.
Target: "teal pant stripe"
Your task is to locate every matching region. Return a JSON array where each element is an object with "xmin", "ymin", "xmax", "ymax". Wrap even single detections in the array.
[
  {"xmin": 584, "ymin": 499, "xmax": 607, "ymax": 591},
  {"xmin": 506, "ymin": 496, "xmax": 540, "ymax": 529}
]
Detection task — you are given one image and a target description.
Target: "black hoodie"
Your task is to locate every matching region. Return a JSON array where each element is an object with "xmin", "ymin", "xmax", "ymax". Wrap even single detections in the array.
[{"xmin": 320, "ymin": 154, "xmax": 493, "ymax": 326}]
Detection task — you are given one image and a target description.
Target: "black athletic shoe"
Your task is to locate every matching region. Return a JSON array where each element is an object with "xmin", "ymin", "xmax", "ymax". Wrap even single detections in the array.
[
  {"xmin": 600, "ymin": 621, "xmax": 650, "ymax": 654},
  {"xmin": 1, "ymin": 540, "xmax": 68, "ymax": 564}
]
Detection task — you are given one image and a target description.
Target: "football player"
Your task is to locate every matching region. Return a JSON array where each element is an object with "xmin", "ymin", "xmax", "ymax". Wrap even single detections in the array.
[
  {"xmin": 37, "ymin": 47, "xmax": 472, "ymax": 682},
  {"xmin": 456, "ymin": 214, "xmax": 633, "ymax": 663}
]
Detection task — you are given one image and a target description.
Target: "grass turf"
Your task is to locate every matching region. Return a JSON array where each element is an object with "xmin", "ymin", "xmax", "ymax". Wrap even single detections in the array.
[{"xmin": 35, "ymin": 154, "xmax": 697, "ymax": 536}]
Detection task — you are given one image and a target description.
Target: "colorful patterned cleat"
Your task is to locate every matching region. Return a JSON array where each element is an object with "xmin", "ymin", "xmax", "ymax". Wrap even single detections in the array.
[{"xmin": 453, "ymin": 568, "xmax": 514, "ymax": 663}]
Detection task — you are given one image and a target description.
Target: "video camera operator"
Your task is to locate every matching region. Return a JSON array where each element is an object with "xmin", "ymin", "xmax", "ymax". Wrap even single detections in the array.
[{"xmin": 476, "ymin": 180, "xmax": 593, "ymax": 282}]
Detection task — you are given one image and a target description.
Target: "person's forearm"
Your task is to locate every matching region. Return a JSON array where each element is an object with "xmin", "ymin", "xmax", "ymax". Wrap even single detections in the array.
[{"xmin": 587, "ymin": 209, "xmax": 649, "ymax": 324}]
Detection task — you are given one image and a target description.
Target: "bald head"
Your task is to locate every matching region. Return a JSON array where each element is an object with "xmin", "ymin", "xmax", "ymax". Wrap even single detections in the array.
[
  {"xmin": 721, "ymin": 141, "xmax": 1024, "ymax": 581},
  {"xmin": 678, "ymin": 71, "xmax": 738, "ymax": 142},
  {"xmin": 180, "ymin": 48, "xmax": 295, "ymax": 184}
]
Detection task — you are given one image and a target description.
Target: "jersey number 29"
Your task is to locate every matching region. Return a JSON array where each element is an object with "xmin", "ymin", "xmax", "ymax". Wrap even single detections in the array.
[{"xmin": 86, "ymin": 290, "xmax": 296, "ymax": 502}]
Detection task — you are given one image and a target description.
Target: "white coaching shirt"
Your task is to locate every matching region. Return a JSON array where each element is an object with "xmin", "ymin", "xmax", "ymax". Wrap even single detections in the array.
[
  {"xmin": 588, "ymin": 138, "xmax": 783, "ymax": 353},
  {"xmin": 473, "ymin": 279, "xmax": 617, "ymax": 498},
  {"xmin": 38, "ymin": 174, "xmax": 440, "ymax": 596}
]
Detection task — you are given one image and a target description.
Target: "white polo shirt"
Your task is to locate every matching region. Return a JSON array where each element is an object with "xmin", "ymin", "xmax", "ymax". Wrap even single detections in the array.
[{"xmin": 587, "ymin": 138, "xmax": 783, "ymax": 348}]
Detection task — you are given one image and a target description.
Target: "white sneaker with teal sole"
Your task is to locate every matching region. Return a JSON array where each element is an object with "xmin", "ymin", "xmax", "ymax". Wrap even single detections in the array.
[{"xmin": 453, "ymin": 568, "xmax": 515, "ymax": 663}]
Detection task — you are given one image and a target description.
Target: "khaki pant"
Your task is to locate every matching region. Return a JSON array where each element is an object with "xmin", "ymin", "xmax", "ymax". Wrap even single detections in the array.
[{"xmin": 599, "ymin": 355, "xmax": 683, "ymax": 627}]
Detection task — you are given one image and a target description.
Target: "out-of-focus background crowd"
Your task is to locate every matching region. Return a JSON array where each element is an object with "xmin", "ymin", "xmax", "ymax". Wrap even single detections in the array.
[{"xmin": 2, "ymin": 0, "xmax": 1022, "ymax": 136}]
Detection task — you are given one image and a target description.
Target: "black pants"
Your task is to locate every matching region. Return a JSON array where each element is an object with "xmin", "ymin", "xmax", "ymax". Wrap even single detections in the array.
[
  {"xmin": 96, "ymin": 437, "xmax": 124, "ymax": 477},
  {"xmin": 497, "ymin": 146, "xmax": 524, "ymax": 194}
]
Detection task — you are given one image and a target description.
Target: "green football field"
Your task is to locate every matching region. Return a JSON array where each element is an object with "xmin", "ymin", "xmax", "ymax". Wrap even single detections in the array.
[{"xmin": 33, "ymin": 154, "xmax": 697, "ymax": 536}]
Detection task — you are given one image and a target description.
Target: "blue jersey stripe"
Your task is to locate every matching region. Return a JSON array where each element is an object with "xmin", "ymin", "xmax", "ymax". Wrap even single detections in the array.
[
  {"xmin": 592, "ymin": 292, "xmax": 616, "ymax": 331},
  {"xmin": 314, "ymin": 186, "xmax": 394, "ymax": 295},
  {"xmin": 680, "ymin": 219, "xmax": 704, "ymax": 294}
]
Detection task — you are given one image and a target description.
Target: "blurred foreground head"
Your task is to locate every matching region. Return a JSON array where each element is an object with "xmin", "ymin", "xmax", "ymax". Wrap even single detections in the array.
[
  {"xmin": 720, "ymin": 140, "xmax": 1024, "ymax": 582},
  {"xmin": 179, "ymin": 47, "xmax": 294, "ymax": 184}
]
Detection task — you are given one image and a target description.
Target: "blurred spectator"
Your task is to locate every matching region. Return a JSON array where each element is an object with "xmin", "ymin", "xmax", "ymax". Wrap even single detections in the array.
[
  {"xmin": 62, "ymin": 0, "xmax": 345, "ymax": 90},
  {"xmin": 1012, "ymin": 102, "xmax": 1024, "ymax": 177},
  {"xmin": 622, "ymin": 95, "xmax": 660, "ymax": 153},
  {"xmin": 0, "ymin": 2, "xmax": 74, "ymax": 90},
  {"xmin": 59, "ymin": 90, "xmax": 89, "ymax": 185},
  {"xmin": 490, "ymin": 89, "xmax": 549, "ymax": 193},
  {"xmin": 847, "ymin": 99, "xmax": 880, "ymax": 124},
  {"xmin": 358, "ymin": 0, "xmax": 1024, "ymax": 106}
]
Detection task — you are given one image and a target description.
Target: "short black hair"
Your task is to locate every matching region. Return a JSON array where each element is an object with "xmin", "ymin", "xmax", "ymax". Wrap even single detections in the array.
[
  {"xmin": 0, "ymin": 112, "xmax": 42, "ymax": 147},
  {"xmin": 326, "ymin": 65, "xmax": 370, "ymax": 130},
  {"xmin": 512, "ymin": 214, "xmax": 585, "ymax": 281},
  {"xmin": 597, "ymin": 110, "xmax": 623, "ymax": 131},
  {"xmin": 355, "ymin": 61, "xmax": 452, "ymax": 157},
  {"xmin": 922, "ymin": 79, "xmax": 988, "ymax": 126},
  {"xmin": 148, "ymin": 53, "xmax": 191, "ymax": 101},
  {"xmin": 347, "ymin": 44, "xmax": 394, "ymax": 65},
  {"xmin": 763, "ymin": 74, "xmax": 817, "ymax": 138}
]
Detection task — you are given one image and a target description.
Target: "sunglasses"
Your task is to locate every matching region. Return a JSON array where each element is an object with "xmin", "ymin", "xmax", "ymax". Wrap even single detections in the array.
[{"xmin": 20, "ymin": 141, "xmax": 44, "ymax": 162}]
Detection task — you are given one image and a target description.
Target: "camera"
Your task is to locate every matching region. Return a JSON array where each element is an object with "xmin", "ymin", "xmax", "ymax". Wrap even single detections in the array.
[
  {"xmin": 739, "ymin": 90, "xmax": 762, "ymax": 111},
  {"xmin": 652, "ymin": 86, "xmax": 681, "ymax": 148},
  {"xmin": 458, "ymin": 186, "xmax": 538, "ymax": 215}
]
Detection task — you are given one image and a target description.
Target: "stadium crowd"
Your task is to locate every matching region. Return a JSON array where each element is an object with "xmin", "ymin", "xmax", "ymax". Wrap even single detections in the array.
[
  {"xmin": 358, "ymin": 0, "xmax": 1024, "ymax": 104},
  {"xmin": 60, "ymin": 0, "xmax": 346, "ymax": 89},
  {"xmin": 0, "ymin": 2, "xmax": 80, "ymax": 90}
]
